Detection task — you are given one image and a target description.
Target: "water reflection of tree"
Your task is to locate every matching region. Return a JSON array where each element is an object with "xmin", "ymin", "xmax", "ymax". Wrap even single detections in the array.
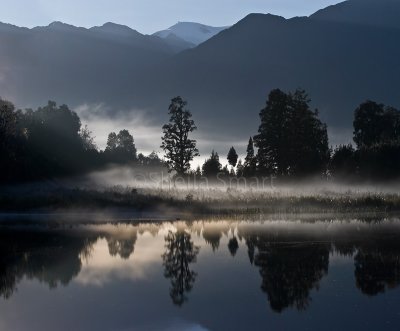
[
  {"xmin": 245, "ymin": 234, "xmax": 330, "ymax": 312},
  {"xmin": 0, "ymin": 230, "xmax": 96, "ymax": 299},
  {"xmin": 355, "ymin": 244, "xmax": 400, "ymax": 296},
  {"xmin": 106, "ymin": 230, "xmax": 137, "ymax": 260},
  {"xmin": 202, "ymin": 224, "xmax": 230, "ymax": 252},
  {"xmin": 106, "ymin": 235, "xmax": 137, "ymax": 260},
  {"xmin": 228, "ymin": 237, "xmax": 239, "ymax": 257},
  {"xmin": 0, "ymin": 256, "xmax": 18, "ymax": 299},
  {"xmin": 162, "ymin": 230, "xmax": 199, "ymax": 306},
  {"xmin": 0, "ymin": 227, "xmax": 142, "ymax": 300}
]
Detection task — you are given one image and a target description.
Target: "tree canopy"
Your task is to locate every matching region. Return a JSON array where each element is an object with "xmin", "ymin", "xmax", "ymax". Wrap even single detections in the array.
[
  {"xmin": 105, "ymin": 129, "xmax": 137, "ymax": 163},
  {"xmin": 353, "ymin": 101, "xmax": 400, "ymax": 148},
  {"xmin": 202, "ymin": 150, "xmax": 222, "ymax": 178},
  {"xmin": 254, "ymin": 89, "xmax": 329, "ymax": 177},
  {"xmin": 227, "ymin": 147, "xmax": 238, "ymax": 168},
  {"xmin": 161, "ymin": 97, "xmax": 199, "ymax": 175}
]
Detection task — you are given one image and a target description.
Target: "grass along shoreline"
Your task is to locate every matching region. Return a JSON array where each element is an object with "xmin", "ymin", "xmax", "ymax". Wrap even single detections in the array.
[{"xmin": 1, "ymin": 186, "xmax": 400, "ymax": 216}]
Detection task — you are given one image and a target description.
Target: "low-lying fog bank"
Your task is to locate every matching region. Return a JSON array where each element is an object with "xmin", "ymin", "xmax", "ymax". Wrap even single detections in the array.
[{"xmin": 1, "ymin": 175, "xmax": 400, "ymax": 217}]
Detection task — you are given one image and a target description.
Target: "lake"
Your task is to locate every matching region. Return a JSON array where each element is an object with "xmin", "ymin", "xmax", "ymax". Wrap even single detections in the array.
[{"xmin": 1, "ymin": 217, "xmax": 400, "ymax": 330}]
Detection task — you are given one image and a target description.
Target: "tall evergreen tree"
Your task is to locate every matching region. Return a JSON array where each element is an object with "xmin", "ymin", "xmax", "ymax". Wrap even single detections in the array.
[
  {"xmin": 243, "ymin": 137, "xmax": 256, "ymax": 177},
  {"xmin": 202, "ymin": 150, "xmax": 222, "ymax": 178},
  {"xmin": 236, "ymin": 159, "xmax": 244, "ymax": 177},
  {"xmin": 161, "ymin": 97, "xmax": 199, "ymax": 175},
  {"xmin": 254, "ymin": 89, "xmax": 329, "ymax": 177},
  {"xmin": 254, "ymin": 89, "xmax": 290, "ymax": 175},
  {"xmin": 227, "ymin": 146, "xmax": 238, "ymax": 168}
]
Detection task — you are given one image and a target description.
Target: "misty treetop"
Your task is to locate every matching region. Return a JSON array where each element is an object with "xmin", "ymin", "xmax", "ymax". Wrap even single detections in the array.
[{"xmin": 105, "ymin": 129, "xmax": 137, "ymax": 164}]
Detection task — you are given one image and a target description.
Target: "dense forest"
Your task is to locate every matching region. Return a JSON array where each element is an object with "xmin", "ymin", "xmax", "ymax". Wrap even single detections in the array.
[{"xmin": 1, "ymin": 88, "xmax": 399, "ymax": 185}]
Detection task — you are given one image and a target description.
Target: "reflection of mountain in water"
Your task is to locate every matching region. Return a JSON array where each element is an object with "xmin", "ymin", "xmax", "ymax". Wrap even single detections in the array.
[{"xmin": 0, "ymin": 220, "xmax": 400, "ymax": 312}]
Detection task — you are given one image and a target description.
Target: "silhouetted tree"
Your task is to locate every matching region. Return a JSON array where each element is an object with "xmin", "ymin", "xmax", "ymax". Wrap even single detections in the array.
[
  {"xmin": 79, "ymin": 125, "xmax": 97, "ymax": 151},
  {"xmin": 104, "ymin": 129, "xmax": 137, "ymax": 163},
  {"xmin": 357, "ymin": 141, "xmax": 400, "ymax": 179},
  {"xmin": 351, "ymin": 101, "xmax": 400, "ymax": 179},
  {"xmin": 137, "ymin": 151, "xmax": 164, "ymax": 168},
  {"xmin": 117, "ymin": 130, "xmax": 136, "ymax": 156},
  {"xmin": 221, "ymin": 164, "xmax": 230, "ymax": 177},
  {"xmin": 228, "ymin": 237, "xmax": 239, "ymax": 256},
  {"xmin": 161, "ymin": 97, "xmax": 199, "ymax": 175},
  {"xmin": 106, "ymin": 132, "xmax": 118, "ymax": 150},
  {"xmin": 243, "ymin": 137, "xmax": 256, "ymax": 177},
  {"xmin": 329, "ymin": 144, "xmax": 357, "ymax": 178},
  {"xmin": 0, "ymin": 99, "xmax": 26, "ymax": 182},
  {"xmin": 195, "ymin": 166, "xmax": 202, "ymax": 177},
  {"xmin": 353, "ymin": 101, "xmax": 400, "ymax": 148},
  {"xmin": 227, "ymin": 147, "xmax": 238, "ymax": 168},
  {"xmin": 162, "ymin": 230, "xmax": 199, "ymax": 306},
  {"xmin": 0, "ymin": 99, "xmax": 18, "ymax": 150},
  {"xmin": 254, "ymin": 89, "xmax": 289, "ymax": 175},
  {"xmin": 20, "ymin": 101, "xmax": 90, "ymax": 177},
  {"xmin": 236, "ymin": 159, "xmax": 244, "ymax": 177},
  {"xmin": 254, "ymin": 89, "xmax": 329, "ymax": 177},
  {"xmin": 202, "ymin": 150, "xmax": 222, "ymax": 178}
]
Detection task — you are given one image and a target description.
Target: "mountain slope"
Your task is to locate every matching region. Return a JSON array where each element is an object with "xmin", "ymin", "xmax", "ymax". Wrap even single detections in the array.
[
  {"xmin": 154, "ymin": 22, "xmax": 228, "ymax": 45},
  {"xmin": 311, "ymin": 0, "xmax": 400, "ymax": 29},
  {"xmin": 137, "ymin": 6, "xmax": 400, "ymax": 143},
  {"xmin": 0, "ymin": 21, "xmax": 180, "ymax": 108},
  {"xmin": 1, "ymin": 0, "xmax": 400, "ymax": 149}
]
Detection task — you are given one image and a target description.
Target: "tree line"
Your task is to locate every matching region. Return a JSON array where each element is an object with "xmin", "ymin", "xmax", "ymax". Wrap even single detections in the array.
[
  {"xmin": 0, "ymin": 100, "xmax": 163, "ymax": 183},
  {"xmin": 2, "ymin": 223, "xmax": 399, "ymax": 308},
  {"xmin": 161, "ymin": 91, "xmax": 400, "ymax": 181},
  {"xmin": 1, "ymin": 88, "xmax": 399, "ymax": 184}
]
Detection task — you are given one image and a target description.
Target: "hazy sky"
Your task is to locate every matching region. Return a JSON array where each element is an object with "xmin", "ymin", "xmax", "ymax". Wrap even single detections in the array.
[{"xmin": 2, "ymin": 0, "xmax": 344, "ymax": 33}]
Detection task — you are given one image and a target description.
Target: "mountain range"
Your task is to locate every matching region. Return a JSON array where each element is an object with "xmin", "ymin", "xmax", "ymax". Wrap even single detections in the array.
[
  {"xmin": 153, "ymin": 22, "xmax": 228, "ymax": 46},
  {"xmin": 0, "ymin": 0, "xmax": 399, "ymax": 149}
]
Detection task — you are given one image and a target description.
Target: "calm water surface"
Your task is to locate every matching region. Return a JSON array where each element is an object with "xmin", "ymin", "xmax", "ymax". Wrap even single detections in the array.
[{"xmin": 1, "ymin": 218, "xmax": 400, "ymax": 330}]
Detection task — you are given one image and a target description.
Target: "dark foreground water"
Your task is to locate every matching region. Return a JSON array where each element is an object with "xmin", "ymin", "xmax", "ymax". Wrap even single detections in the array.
[{"xmin": 1, "ymin": 217, "xmax": 400, "ymax": 331}]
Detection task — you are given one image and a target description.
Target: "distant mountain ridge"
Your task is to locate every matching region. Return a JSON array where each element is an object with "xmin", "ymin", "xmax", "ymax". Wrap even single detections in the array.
[
  {"xmin": 153, "ymin": 22, "xmax": 228, "ymax": 46},
  {"xmin": 0, "ymin": 0, "xmax": 399, "ymax": 149},
  {"xmin": 311, "ymin": 0, "xmax": 400, "ymax": 29}
]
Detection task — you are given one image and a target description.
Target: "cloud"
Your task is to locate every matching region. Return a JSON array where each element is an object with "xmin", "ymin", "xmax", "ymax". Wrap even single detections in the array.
[{"xmin": 74, "ymin": 103, "xmax": 162, "ymax": 153}]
